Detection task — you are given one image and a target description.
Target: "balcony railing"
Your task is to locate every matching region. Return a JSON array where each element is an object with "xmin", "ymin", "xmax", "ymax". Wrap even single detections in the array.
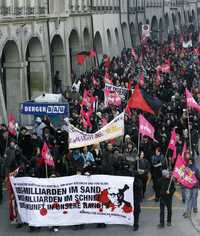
[
  {"xmin": 0, "ymin": 6, "xmax": 12, "ymax": 16},
  {"xmin": 14, "ymin": 7, "xmax": 24, "ymax": 16},
  {"xmin": 0, "ymin": 5, "xmax": 47, "ymax": 17}
]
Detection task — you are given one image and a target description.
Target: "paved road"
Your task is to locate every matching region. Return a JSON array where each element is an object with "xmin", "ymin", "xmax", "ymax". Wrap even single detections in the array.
[{"xmin": 0, "ymin": 187, "xmax": 199, "ymax": 236}]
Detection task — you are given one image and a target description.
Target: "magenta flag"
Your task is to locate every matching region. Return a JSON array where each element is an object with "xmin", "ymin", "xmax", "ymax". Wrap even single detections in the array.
[
  {"xmin": 185, "ymin": 89, "xmax": 200, "ymax": 112},
  {"xmin": 173, "ymin": 152, "xmax": 198, "ymax": 189},
  {"xmin": 42, "ymin": 142, "xmax": 55, "ymax": 167},
  {"xmin": 139, "ymin": 114, "xmax": 157, "ymax": 142},
  {"xmin": 131, "ymin": 48, "xmax": 138, "ymax": 61},
  {"xmin": 168, "ymin": 129, "xmax": 176, "ymax": 150},
  {"xmin": 168, "ymin": 129, "xmax": 177, "ymax": 161}
]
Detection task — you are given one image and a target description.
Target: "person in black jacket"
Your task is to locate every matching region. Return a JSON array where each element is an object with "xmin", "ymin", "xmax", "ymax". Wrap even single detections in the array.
[
  {"xmin": 133, "ymin": 174, "xmax": 143, "ymax": 231},
  {"xmin": 157, "ymin": 170, "xmax": 176, "ymax": 228},
  {"xmin": 102, "ymin": 143, "xmax": 115, "ymax": 175},
  {"xmin": 136, "ymin": 151, "xmax": 150, "ymax": 198}
]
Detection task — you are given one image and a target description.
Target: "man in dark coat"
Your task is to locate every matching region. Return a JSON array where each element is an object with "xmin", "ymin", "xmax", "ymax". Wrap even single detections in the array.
[
  {"xmin": 157, "ymin": 170, "xmax": 176, "ymax": 228},
  {"xmin": 102, "ymin": 143, "xmax": 115, "ymax": 175},
  {"xmin": 133, "ymin": 175, "xmax": 143, "ymax": 231}
]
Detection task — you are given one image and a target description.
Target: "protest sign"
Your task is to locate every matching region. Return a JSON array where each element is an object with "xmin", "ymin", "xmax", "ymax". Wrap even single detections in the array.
[
  {"xmin": 66, "ymin": 112, "xmax": 124, "ymax": 149},
  {"xmin": 10, "ymin": 175, "xmax": 134, "ymax": 227}
]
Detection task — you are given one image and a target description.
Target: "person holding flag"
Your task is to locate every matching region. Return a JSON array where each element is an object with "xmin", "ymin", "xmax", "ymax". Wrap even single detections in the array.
[
  {"xmin": 157, "ymin": 169, "xmax": 176, "ymax": 228},
  {"xmin": 182, "ymin": 151, "xmax": 200, "ymax": 218}
]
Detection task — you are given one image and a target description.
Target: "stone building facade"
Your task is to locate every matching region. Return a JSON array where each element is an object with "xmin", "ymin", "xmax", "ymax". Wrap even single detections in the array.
[{"xmin": 0, "ymin": 0, "xmax": 198, "ymax": 122}]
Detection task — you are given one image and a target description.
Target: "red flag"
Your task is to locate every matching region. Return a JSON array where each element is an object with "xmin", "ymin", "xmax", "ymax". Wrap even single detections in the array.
[
  {"xmin": 127, "ymin": 84, "xmax": 155, "ymax": 114},
  {"xmin": 42, "ymin": 142, "xmax": 55, "ymax": 167},
  {"xmin": 76, "ymin": 54, "xmax": 86, "ymax": 65},
  {"xmin": 185, "ymin": 88, "xmax": 200, "ymax": 112},
  {"xmin": 8, "ymin": 113, "xmax": 17, "ymax": 136},
  {"xmin": 139, "ymin": 114, "xmax": 157, "ymax": 142}
]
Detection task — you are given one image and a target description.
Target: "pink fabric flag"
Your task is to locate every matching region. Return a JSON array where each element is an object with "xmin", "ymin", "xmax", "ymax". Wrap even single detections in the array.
[
  {"xmin": 8, "ymin": 113, "xmax": 17, "ymax": 136},
  {"xmin": 131, "ymin": 48, "xmax": 138, "ymax": 61},
  {"xmin": 42, "ymin": 142, "xmax": 55, "ymax": 167},
  {"xmin": 168, "ymin": 128, "xmax": 176, "ymax": 150},
  {"xmin": 185, "ymin": 88, "xmax": 200, "ymax": 112},
  {"xmin": 173, "ymin": 146, "xmax": 198, "ymax": 189},
  {"xmin": 139, "ymin": 114, "xmax": 157, "ymax": 142},
  {"xmin": 168, "ymin": 128, "xmax": 177, "ymax": 162}
]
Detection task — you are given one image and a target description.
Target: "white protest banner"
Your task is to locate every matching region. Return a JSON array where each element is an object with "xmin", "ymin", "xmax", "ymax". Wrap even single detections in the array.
[
  {"xmin": 105, "ymin": 83, "xmax": 128, "ymax": 100},
  {"xmin": 10, "ymin": 175, "xmax": 134, "ymax": 227},
  {"xmin": 66, "ymin": 112, "xmax": 124, "ymax": 149}
]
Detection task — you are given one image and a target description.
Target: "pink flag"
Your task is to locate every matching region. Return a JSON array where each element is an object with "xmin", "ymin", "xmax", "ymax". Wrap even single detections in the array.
[
  {"xmin": 173, "ymin": 150, "xmax": 198, "ymax": 189},
  {"xmin": 185, "ymin": 88, "xmax": 200, "ymax": 112},
  {"xmin": 139, "ymin": 114, "xmax": 157, "ymax": 142},
  {"xmin": 168, "ymin": 128, "xmax": 176, "ymax": 150},
  {"xmin": 42, "ymin": 142, "xmax": 55, "ymax": 167},
  {"xmin": 168, "ymin": 128, "xmax": 177, "ymax": 162},
  {"xmin": 8, "ymin": 114, "xmax": 17, "ymax": 136},
  {"xmin": 131, "ymin": 48, "xmax": 138, "ymax": 61}
]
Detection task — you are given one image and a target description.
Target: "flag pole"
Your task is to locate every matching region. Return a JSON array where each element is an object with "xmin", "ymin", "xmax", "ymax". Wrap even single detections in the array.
[
  {"xmin": 137, "ymin": 132, "xmax": 141, "ymax": 171},
  {"xmin": 45, "ymin": 163, "xmax": 48, "ymax": 178},
  {"xmin": 187, "ymin": 108, "xmax": 192, "ymax": 153},
  {"xmin": 167, "ymin": 175, "xmax": 174, "ymax": 194}
]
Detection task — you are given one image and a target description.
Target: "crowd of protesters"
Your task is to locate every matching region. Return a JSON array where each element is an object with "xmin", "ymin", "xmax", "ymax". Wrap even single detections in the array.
[{"xmin": 0, "ymin": 29, "xmax": 200, "ymax": 232}]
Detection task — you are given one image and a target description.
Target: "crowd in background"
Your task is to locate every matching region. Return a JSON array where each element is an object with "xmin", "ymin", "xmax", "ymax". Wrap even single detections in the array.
[{"xmin": 0, "ymin": 29, "xmax": 200, "ymax": 231}]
